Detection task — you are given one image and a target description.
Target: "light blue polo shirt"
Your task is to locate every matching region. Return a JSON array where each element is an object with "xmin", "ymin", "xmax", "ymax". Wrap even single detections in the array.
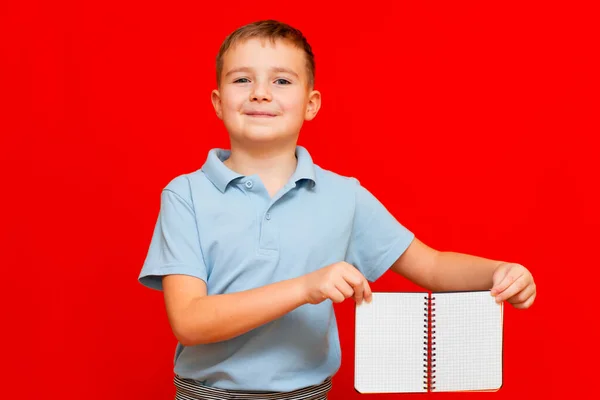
[{"xmin": 138, "ymin": 146, "xmax": 414, "ymax": 392}]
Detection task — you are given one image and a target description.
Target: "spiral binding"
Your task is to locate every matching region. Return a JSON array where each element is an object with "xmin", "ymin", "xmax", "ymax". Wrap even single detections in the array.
[
  {"xmin": 423, "ymin": 295, "xmax": 428, "ymax": 391},
  {"xmin": 431, "ymin": 295, "xmax": 436, "ymax": 391},
  {"xmin": 423, "ymin": 294, "xmax": 437, "ymax": 391}
]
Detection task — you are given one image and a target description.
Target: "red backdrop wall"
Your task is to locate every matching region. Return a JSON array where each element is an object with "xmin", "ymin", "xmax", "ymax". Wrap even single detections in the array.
[{"xmin": 2, "ymin": 1, "xmax": 599, "ymax": 399}]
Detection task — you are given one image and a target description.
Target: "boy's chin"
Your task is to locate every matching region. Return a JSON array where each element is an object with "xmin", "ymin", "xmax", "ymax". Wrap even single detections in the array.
[{"xmin": 236, "ymin": 129, "xmax": 297, "ymax": 144}]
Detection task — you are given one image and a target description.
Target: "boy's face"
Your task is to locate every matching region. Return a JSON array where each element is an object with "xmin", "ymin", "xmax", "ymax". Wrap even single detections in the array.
[{"xmin": 211, "ymin": 38, "xmax": 321, "ymax": 148}]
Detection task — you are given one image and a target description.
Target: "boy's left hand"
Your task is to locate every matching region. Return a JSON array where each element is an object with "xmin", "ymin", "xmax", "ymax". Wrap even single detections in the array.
[{"xmin": 491, "ymin": 262, "xmax": 536, "ymax": 309}]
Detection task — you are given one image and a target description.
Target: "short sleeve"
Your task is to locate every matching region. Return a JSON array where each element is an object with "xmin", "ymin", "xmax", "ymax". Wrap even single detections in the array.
[
  {"xmin": 346, "ymin": 179, "xmax": 415, "ymax": 282},
  {"xmin": 138, "ymin": 183, "xmax": 208, "ymax": 291}
]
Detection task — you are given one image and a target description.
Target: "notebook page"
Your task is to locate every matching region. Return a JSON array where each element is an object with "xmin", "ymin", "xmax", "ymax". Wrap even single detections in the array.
[
  {"xmin": 432, "ymin": 291, "xmax": 503, "ymax": 392},
  {"xmin": 355, "ymin": 292, "xmax": 427, "ymax": 393}
]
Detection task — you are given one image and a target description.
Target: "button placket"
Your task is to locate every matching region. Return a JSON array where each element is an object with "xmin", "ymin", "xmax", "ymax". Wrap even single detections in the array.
[{"xmin": 259, "ymin": 201, "xmax": 278, "ymax": 251}]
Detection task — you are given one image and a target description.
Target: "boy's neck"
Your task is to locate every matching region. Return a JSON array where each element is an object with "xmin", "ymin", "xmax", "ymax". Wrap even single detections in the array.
[{"xmin": 223, "ymin": 142, "xmax": 298, "ymax": 196}]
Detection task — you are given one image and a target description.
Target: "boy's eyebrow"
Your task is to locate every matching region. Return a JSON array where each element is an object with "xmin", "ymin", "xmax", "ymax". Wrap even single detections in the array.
[
  {"xmin": 225, "ymin": 67, "xmax": 252, "ymax": 77},
  {"xmin": 225, "ymin": 67, "xmax": 300, "ymax": 78},
  {"xmin": 271, "ymin": 67, "xmax": 300, "ymax": 78}
]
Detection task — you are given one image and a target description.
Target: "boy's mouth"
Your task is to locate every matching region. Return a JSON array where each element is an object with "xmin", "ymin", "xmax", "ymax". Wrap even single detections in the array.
[{"xmin": 244, "ymin": 111, "xmax": 278, "ymax": 117}]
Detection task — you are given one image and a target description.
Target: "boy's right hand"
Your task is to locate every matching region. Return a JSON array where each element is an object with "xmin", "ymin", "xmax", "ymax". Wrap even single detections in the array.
[{"xmin": 302, "ymin": 262, "xmax": 372, "ymax": 305}]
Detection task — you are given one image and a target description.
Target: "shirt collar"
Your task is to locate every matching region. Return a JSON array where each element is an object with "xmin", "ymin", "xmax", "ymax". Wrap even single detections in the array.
[{"xmin": 202, "ymin": 145, "xmax": 317, "ymax": 193}]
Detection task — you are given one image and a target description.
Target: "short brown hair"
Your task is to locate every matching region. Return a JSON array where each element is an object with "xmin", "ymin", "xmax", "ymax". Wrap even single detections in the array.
[{"xmin": 216, "ymin": 20, "xmax": 315, "ymax": 88}]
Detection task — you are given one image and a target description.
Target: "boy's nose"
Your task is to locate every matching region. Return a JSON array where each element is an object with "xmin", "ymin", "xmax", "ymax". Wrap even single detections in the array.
[{"xmin": 249, "ymin": 82, "xmax": 272, "ymax": 102}]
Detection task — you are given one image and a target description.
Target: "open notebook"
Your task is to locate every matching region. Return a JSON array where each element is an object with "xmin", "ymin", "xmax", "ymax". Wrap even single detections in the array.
[{"xmin": 354, "ymin": 290, "xmax": 503, "ymax": 393}]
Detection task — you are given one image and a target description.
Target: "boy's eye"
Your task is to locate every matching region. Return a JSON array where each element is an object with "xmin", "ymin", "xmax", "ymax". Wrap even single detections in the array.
[
  {"xmin": 274, "ymin": 78, "xmax": 291, "ymax": 85},
  {"xmin": 234, "ymin": 78, "xmax": 250, "ymax": 83}
]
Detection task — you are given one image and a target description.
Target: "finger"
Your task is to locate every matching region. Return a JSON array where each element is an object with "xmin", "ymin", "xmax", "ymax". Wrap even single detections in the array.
[
  {"xmin": 334, "ymin": 280, "xmax": 355, "ymax": 300},
  {"xmin": 490, "ymin": 265, "xmax": 510, "ymax": 295},
  {"xmin": 512, "ymin": 292, "xmax": 536, "ymax": 309},
  {"xmin": 352, "ymin": 279, "xmax": 365, "ymax": 304},
  {"xmin": 492, "ymin": 268, "xmax": 524, "ymax": 297},
  {"xmin": 342, "ymin": 268, "xmax": 367, "ymax": 303},
  {"xmin": 321, "ymin": 283, "xmax": 344, "ymax": 303},
  {"xmin": 328, "ymin": 288, "xmax": 346, "ymax": 303},
  {"xmin": 507, "ymin": 283, "xmax": 536, "ymax": 305},
  {"xmin": 363, "ymin": 280, "xmax": 373, "ymax": 303},
  {"xmin": 342, "ymin": 266, "xmax": 364, "ymax": 286},
  {"xmin": 494, "ymin": 273, "xmax": 528, "ymax": 303}
]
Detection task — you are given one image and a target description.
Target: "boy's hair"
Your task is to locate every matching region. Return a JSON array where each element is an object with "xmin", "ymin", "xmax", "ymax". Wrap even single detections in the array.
[{"xmin": 216, "ymin": 20, "xmax": 315, "ymax": 88}]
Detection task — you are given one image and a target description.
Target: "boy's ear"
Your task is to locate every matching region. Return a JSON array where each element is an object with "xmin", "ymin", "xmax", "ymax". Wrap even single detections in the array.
[
  {"xmin": 211, "ymin": 89, "xmax": 223, "ymax": 120},
  {"xmin": 305, "ymin": 90, "xmax": 321, "ymax": 121}
]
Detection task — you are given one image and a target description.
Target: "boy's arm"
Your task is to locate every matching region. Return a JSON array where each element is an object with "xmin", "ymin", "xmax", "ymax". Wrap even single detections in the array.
[
  {"xmin": 390, "ymin": 238, "xmax": 536, "ymax": 309},
  {"xmin": 163, "ymin": 274, "xmax": 305, "ymax": 346},
  {"xmin": 163, "ymin": 261, "xmax": 372, "ymax": 346}
]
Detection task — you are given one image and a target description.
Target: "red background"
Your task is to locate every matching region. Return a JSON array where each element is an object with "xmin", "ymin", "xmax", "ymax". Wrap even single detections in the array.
[{"xmin": 2, "ymin": 1, "xmax": 599, "ymax": 399}]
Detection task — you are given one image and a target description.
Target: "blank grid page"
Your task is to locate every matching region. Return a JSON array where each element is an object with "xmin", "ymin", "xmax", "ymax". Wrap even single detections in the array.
[
  {"xmin": 433, "ymin": 291, "xmax": 503, "ymax": 392},
  {"xmin": 355, "ymin": 292, "xmax": 426, "ymax": 393}
]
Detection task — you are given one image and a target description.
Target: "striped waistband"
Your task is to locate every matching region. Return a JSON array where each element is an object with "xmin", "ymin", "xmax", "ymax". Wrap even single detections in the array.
[{"xmin": 174, "ymin": 376, "xmax": 332, "ymax": 400}]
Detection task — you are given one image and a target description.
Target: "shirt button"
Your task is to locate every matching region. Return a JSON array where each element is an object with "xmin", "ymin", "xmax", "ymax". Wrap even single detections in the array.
[
  {"xmin": 245, "ymin": 181, "xmax": 253, "ymax": 189},
  {"xmin": 265, "ymin": 212, "xmax": 271, "ymax": 220}
]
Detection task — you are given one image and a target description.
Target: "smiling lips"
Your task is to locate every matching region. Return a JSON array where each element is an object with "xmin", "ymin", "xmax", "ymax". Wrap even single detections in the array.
[{"xmin": 245, "ymin": 111, "xmax": 278, "ymax": 117}]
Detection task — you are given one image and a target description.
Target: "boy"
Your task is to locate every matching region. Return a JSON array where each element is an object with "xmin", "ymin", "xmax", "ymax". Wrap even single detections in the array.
[{"xmin": 138, "ymin": 20, "xmax": 536, "ymax": 400}]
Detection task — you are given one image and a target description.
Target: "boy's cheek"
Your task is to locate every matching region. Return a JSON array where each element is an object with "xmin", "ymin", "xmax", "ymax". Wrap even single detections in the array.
[
  {"xmin": 223, "ymin": 102, "xmax": 243, "ymax": 116},
  {"xmin": 281, "ymin": 98, "xmax": 307, "ymax": 114}
]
